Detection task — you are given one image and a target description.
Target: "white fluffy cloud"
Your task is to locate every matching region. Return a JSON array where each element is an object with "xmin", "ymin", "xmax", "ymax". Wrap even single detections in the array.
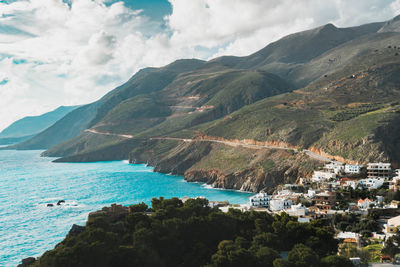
[
  {"xmin": 0, "ymin": 0, "xmax": 399, "ymax": 131},
  {"xmin": 166, "ymin": 0, "xmax": 400, "ymax": 57}
]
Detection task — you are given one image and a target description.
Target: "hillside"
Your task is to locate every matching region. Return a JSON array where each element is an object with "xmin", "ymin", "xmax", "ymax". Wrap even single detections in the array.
[
  {"xmin": 14, "ymin": 15, "xmax": 400, "ymax": 193},
  {"xmin": 42, "ymin": 68, "xmax": 292, "ymax": 158},
  {"xmin": 0, "ymin": 106, "xmax": 78, "ymax": 144},
  {"xmin": 199, "ymin": 47, "xmax": 400, "ymax": 163}
]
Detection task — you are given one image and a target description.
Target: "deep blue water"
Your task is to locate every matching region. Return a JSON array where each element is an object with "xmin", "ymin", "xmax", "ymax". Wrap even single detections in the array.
[{"xmin": 0, "ymin": 150, "xmax": 253, "ymax": 266}]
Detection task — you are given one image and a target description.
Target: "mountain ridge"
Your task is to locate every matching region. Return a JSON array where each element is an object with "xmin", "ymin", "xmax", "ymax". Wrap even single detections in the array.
[
  {"xmin": 9, "ymin": 15, "xmax": 400, "ymax": 192},
  {"xmin": 0, "ymin": 106, "xmax": 79, "ymax": 139}
]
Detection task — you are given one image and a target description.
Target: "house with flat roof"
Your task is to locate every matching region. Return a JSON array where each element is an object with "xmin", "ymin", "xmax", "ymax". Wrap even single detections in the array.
[
  {"xmin": 358, "ymin": 178, "xmax": 385, "ymax": 190},
  {"xmin": 324, "ymin": 162, "xmax": 344, "ymax": 174},
  {"xmin": 313, "ymin": 191, "xmax": 336, "ymax": 212},
  {"xmin": 312, "ymin": 171, "xmax": 336, "ymax": 182},
  {"xmin": 249, "ymin": 193, "xmax": 272, "ymax": 208},
  {"xmin": 344, "ymin": 164, "xmax": 362, "ymax": 174},
  {"xmin": 270, "ymin": 198, "xmax": 292, "ymax": 211},
  {"xmin": 367, "ymin": 162, "xmax": 392, "ymax": 179},
  {"xmin": 383, "ymin": 215, "xmax": 400, "ymax": 234}
]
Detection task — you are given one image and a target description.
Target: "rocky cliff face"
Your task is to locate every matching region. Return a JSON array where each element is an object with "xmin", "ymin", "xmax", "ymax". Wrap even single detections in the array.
[{"xmin": 129, "ymin": 139, "xmax": 321, "ymax": 193}]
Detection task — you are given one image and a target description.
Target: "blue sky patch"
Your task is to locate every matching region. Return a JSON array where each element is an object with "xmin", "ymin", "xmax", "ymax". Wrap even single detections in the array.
[
  {"xmin": 0, "ymin": 25, "xmax": 36, "ymax": 37},
  {"xmin": 12, "ymin": 58, "xmax": 26, "ymax": 65},
  {"xmin": 0, "ymin": 78, "xmax": 9, "ymax": 86},
  {"xmin": 107, "ymin": 0, "xmax": 172, "ymax": 21}
]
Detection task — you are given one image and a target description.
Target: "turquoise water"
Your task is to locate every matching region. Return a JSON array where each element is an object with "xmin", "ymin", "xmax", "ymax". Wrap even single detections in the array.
[{"xmin": 0, "ymin": 150, "xmax": 253, "ymax": 266}]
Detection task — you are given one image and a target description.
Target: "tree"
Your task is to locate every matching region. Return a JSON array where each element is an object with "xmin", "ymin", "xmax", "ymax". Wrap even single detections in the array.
[
  {"xmin": 210, "ymin": 240, "xmax": 256, "ymax": 267},
  {"xmin": 286, "ymin": 244, "xmax": 320, "ymax": 267},
  {"xmin": 129, "ymin": 202, "xmax": 148, "ymax": 213},
  {"xmin": 251, "ymin": 233, "xmax": 280, "ymax": 251},
  {"xmin": 382, "ymin": 237, "xmax": 400, "ymax": 257},
  {"xmin": 321, "ymin": 255, "xmax": 353, "ymax": 267},
  {"xmin": 273, "ymin": 258, "xmax": 291, "ymax": 267},
  {"xmin": 255, "ymin": 247, "xmax": 280, "ymax": 266}
]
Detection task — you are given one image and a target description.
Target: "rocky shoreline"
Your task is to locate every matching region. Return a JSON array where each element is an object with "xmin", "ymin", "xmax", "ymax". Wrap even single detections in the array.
[{"xmin": 129, "ymin": 139, "xmax": 322, "ymax": 193}]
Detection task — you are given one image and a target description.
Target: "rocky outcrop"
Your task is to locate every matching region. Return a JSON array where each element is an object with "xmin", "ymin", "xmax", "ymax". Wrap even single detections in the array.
[
  {"xmin": 88, "ymin": 203, "xmax": 129, "ymax": 224},
  {"xmin": 129, "ymin": 139, "xmax": 322, "ymax": 193},
  {"xmin": 18, "ymin": 257, "xmax": 35, "ymax": 267},
  {"xmin": 68, "ymin": 224, "xmax": 85, "ymax": 236}
]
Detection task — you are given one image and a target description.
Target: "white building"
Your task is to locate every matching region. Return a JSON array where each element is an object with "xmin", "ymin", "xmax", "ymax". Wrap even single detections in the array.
[
  {"xmin": 345, "ymin": 164, "xmax": 362, "ymax": 174},
  {"xmin": 358, "ymin": 178, "xmax": 385, "ymax": 190},
  {"xmin": 390, "ymin": 170, "xmax": 400, "ymax": 191},
  {"xmin": 249, "ymin": 193, "xmax": 272, "ymax": 208},
  {"xmin": 286, "ymin": 203, "xmax": 306, "ymax": 217},
  {"xmin": 340, "ymin": 179, "xmax": 358, "ymax": 189},
  {"xmin": 270, "ymin": 198, "xmax": 292, "ymax": 211},
  {"xmin": 312, "ymin": 171, "xmax": 336, "ymax": 182},
  {"xmin": 324, "ymin": 162, "xmax": 345, "ymax": 174},
  {"xmin": 219, "ymin": 204, "xmax": 250, "ymax": 213},
  {"xmin": 357, "ymin": 198, "xmax": 373, "ymax": 210},
  {"xmin": 298, "ymin": 217, "xmax": 311, "ymax": 223},
  {"xmin": 384, "ymin": 215, "xmax": 400, "ymax": 234},
  {"xmin": 307, "ymin": 189, "xmax": 317, "ymax": 198}
]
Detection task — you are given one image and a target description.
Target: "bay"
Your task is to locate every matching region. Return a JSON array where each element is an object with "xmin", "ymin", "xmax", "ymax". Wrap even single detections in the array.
[{"xmin": 0, "ymin": 150, "xmax": 253, "ymax": 266}]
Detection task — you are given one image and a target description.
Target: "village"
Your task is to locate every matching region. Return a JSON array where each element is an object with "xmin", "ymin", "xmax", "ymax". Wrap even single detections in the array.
[{"xmin": 197, "ymin": 162, "xmax": 400, "ymax": 266}]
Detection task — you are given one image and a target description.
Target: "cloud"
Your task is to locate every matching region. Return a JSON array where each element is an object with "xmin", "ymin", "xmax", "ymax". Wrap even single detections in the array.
[
  {"xmin": 166, "ymin": 0, "xmax": 399, "ymax": 58},
  {"xmin": 0, "ymin": 0, "xmax": 399, "ymax": 131}
]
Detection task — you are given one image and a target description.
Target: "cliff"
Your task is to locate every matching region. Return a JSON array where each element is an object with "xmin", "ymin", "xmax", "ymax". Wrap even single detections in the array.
[{"xmin": 129, "ymin": 139, "xmax": 321, "ymax": 193}]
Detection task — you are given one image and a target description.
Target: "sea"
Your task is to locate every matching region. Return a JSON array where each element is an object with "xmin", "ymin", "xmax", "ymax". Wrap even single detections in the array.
[{"xmin": 0, "ymin": 150, "xmax": 253, "ymax": 266}]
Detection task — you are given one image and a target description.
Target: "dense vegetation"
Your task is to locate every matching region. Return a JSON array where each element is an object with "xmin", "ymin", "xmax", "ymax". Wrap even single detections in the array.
[
  {"xmin": 332, "ymin": 213, "xmax": 380, "ymax": 234},
  {"xmin": 32, "ymin": 198, "xmax": 350, "ymax": 267}
]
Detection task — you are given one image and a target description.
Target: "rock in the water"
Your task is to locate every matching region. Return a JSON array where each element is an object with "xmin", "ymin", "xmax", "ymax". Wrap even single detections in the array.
[
  {"xmin": 47, "ymin": 203, "xmax": 54, "ymax": 207},
  {"xmin": 57, "ymin": 200, "xmax": 65, "ymax": 205},
  {"xmin": 68, "ymin": 224, "xmax": 85, "ymax": 236},
  {"xmin": 18, "ymin": 257, "xmax": 35, "ymax": 267}
]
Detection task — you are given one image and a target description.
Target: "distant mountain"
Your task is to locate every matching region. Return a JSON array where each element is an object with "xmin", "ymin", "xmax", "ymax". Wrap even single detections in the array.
[
  {"xmin": 0, "ymin": 106, "xmax": 79, "ymax": 144},
  {"xmin": 0, "ymin": 135, "xmax": 35, "ymax": 146},
  {"xmin": 12, "ymin": 15, "xmax": 400, "ymax": 192},
  {"xmin": 10, "ymin": 103, "xmax": 100, "ymax": 150}
]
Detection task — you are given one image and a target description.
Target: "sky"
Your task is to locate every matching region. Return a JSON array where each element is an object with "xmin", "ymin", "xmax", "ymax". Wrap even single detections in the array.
[{"xmin": 0, "ymin": 0, "xmax": 399, "ymax": 131}]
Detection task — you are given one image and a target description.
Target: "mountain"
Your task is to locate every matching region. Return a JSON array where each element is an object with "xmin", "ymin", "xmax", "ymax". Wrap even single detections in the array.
[
  {"xmin": 13, "ymin": 15, "xmax": 400, "ymax": 192},
  {"xmin": 0, "ymin": 135, "xmax": 35, "ymax": 146},
  {"xmin": 10, "ymin": 103, "xmax": 101, "ymax": 150},
  {"xmin": 207, "ymin": 21, "xmax": 385, "ymax": 87},
  {"xmin": 379, "ymin": 14, "xmax": 400, "ymax": 33},
  {"xmin": 0, "ymin": 106, "xmax": 79, "ymax": 145}
]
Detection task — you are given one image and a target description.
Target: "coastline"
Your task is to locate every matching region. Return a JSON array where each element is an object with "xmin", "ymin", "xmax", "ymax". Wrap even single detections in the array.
[{"xmin": 0, "ymin": 150, "xmax": 253, "ymax": 266}]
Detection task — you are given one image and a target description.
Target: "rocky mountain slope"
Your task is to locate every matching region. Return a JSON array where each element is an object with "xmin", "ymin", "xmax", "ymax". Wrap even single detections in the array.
[{"xmin": 12, "ymin": 16, "xmax": 400, "ymax": 192}]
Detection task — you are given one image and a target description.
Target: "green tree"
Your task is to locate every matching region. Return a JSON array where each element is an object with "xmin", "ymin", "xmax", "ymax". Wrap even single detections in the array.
[
  {"xmin": 129, "ymin": 202, "xmax": 148, "ymax": 212},
  {"xmin": 286, "ymin": 244, "xmax": 320, "ymax": 267},
  {"xmin": 255, "ymin": 246, "xmax": 280, "ymax": 266},
  {"xmin": 321, "ymin": 255, "xmax": 353, "ymax": 267}
]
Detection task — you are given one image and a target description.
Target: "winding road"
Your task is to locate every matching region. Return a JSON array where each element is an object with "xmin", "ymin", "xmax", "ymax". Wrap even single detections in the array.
[{"xmin": 84, "ymin": 129, "xmax": 334, "ymax": 163}]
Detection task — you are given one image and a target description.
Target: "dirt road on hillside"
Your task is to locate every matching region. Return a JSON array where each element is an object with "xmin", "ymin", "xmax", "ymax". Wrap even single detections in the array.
[{"xmin": 84, "ymin": 128, "xmax": 333, "ymax": 163}]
